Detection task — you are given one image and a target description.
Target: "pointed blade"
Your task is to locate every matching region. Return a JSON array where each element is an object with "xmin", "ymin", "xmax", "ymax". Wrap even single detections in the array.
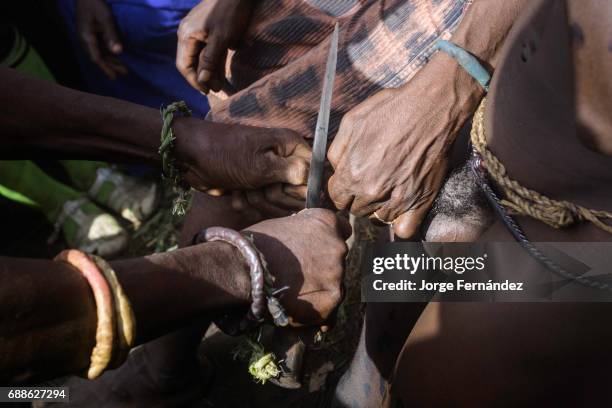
[{"xmin": 306, "ymin": 23, "xmax": 339, "ymax": 208}]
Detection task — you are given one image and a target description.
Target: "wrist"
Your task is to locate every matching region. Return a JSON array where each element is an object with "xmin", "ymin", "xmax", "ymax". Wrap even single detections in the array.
[
  {"xmin": 172, "ymin": 116, "xmax": 200, "ymax": 173},
  {"xmin": 156, "ymin": 242, "xmax": 252, "ymax": 307},
  {"xmin": 398, "ymin": 51, "xmax": 483, "ymax": 148},
  {"xmin": 81, "ymin": 94, "xmax": 163, "ymax": 163},
  {"xmin": 172, "ymin": 116, "xmax": 223, "ymax": 183},
  {"xmin": 450, "ymin": 0, "xmax": 529, "ymax": 69},
  {"xmin": 109, "ymin": 244, "xmax": 251, "ymax": 342}
]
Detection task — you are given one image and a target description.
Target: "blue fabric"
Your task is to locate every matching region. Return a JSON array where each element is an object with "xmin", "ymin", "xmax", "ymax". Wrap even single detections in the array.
[{"xmin": 58, "ymin": 0, "xmax": 209, "ymax": 117}]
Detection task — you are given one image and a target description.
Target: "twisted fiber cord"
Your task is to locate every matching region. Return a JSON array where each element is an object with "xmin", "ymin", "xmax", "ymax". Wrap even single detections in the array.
[
  {"xmin": 160, "ymin": 101, "xmax": 192, "ymax": 216},
  {"xmin": 470, "ymin": 98, "xmax": 612, "ymax": 234}
]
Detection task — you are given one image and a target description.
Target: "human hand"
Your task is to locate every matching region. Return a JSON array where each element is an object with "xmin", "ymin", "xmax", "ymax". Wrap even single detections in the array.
[
  {"xmin": 228, "ymin": 185, "xmax": 307, "ymax": 219},
  {"xmin": 176, "ymin": 0, "xmax": 252, "ymax": 93},
  {"xmin": 244, "ymin": 209, "xmax": 350, "ymax": 326},
  {"xmin": 173, "ymin": 118, "xmax": 311, "ymax": 191},
  {"xmin": 76, "ymin": 0, "xmax": 127, "ymax": 79},
  {"xmin": 327, "ymin": 56, "xmax": 481, "ymax": 238}
]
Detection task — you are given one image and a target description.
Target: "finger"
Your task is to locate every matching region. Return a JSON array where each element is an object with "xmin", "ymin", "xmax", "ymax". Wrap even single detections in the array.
[
  {"xmin": 368, "ymin": 189, "xmax": 413, "ymax": 224},
  {"xmin": 99, "ymin": 15, "xmax": 123, "ymax": 54},
  {"xmin": 267, "ymin": 128, "xmax": 311, "ymax": 159},
  {"xmin": 283, "ymin": 185, "xmax": 307, "ymax": 201},
  {"xmin": 290, "ymin": 141, "xmax": 312, "ymax": 160},
  {"xmin": 268, "ymin": 154, "xmax": 310, "ymax": 186},
  {"xmin": 335, "ymin": 213, "xmax": 353, "ymax": 240},
  {"xmin": 208, "ymin": 47, "xmax": 228, "ymax": 92},
  {"xmin": 106, "ymin": 58, "xmax": 128, "ymax": 75},
  {"xmin": 176, "ymin": 36, "xmax": 205, "ymax": 91},
  {"xmin": 206, "ymin": 188, "xmax": 225, "ymax": 197},
  {"xmin": 98, "ymin": 58, "xmax": 126, "ymax": 79},
  {"xmin": 350, "ymin": 192, "xmax": 389, "ymax": 218},
  {"xmin": 264, "ymin": 184, "xmax": 305, "ymax": 210},
  {"xmin": 81, "ymin": 33, "xmax": 116, "ymax": 79},
  {"xmin": 392, "ymin": 205, "xmax": 431, "ymax": 239},
  {"xmin": 231, "ymin": 190, "xmax": 262, "ymax": 219},
  {"xmin": 327, "ymin": 116, "xmax": 353, "ymax": 168},
  {"xmin": 197, "ymin": 34, "xmax": 225, "ymax": 91},
  {"xmin": 246, "ymin": 190, "xmax": 292, "ymax": 218},
  {"xmin": 96, "ymin": 61, "xmax": 118, "ymax": 79},
  {"xmin": 327, "ymin": 173, "xmax": 354, "ymax": 211},
  {"xmin": 230, "ymin": 190, "xmax": 248, "ymax": 211}
]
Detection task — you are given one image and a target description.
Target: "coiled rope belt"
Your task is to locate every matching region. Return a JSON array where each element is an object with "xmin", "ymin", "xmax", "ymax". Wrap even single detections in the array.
[
  {"xmin": 471, "ymin": 98, "xmax": 612, "ymax": 234},
  {"xmin": 437, "ymin": 39, "xmax": 612, "ymax": 291}
]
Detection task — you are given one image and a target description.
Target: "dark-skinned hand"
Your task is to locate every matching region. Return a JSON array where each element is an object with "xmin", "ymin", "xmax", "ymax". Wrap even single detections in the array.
[
  {"xmin": 244, "ymin": 209, "xmax": 350, "ymax": 326},
  {"xmin": 327, "ymin": 54, "xmax": 480, "ymax": 238},
  {"xmin": 173, "ymin": 118, "xmax": 311, "ymax": 192},
  {"xmin": 76, "ymin": 0, "xmax": 127, "ymax": 79},
  {"xmin": 176, "ymin": 0, "xmax": 253, "ymax": 93}
]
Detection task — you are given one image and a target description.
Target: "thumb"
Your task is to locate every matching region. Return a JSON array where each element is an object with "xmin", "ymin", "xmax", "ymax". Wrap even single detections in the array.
[
  {"xmin": 392, "ymin": 205, "xmax": 431, "ymax": 239},
  {"xmin": 197, "ymin": 34, "xmax": 225, "ymax": 87},
  {"xmin": 267, "ymin": 154, "xmax": 310, "ymax": 186}
]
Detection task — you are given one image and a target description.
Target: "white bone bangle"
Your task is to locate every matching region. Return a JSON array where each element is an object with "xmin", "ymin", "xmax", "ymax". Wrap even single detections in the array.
[
  {"xmin": 91, "ymin": 255, "xmax": 136, "ymax": 368},
  {"xmin": 54, "ymin": 250, "xmax": 115, "ymax": 380}
]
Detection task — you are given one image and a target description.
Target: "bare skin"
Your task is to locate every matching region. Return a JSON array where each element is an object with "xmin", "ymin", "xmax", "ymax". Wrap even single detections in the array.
[
  {"xmin": 332, "ymin": 2, "xmax": 529, "ymax": 406},
  {"xmin": 327, "ymin": 0, "xmax": 529, "ymax": 238},
  {"xmin": 0, "ymin": 68, "xmax": 310, "ymax": 191},
  {"xmin": 75, "ymin": 0, "xmax": 127, "ymax": 79},
  {"xmin": 569, "ymin": 0, "xmax": 612, "ymax": 155},
  {"xmin": 384, "ymin": 0, "xmax": 612, "ymax": 405},
  {"xmin": 0, "ymin": 208, "xmax": 349, "ymax": 383},
  {"xmin": 176, "ymin": 0, "xmax": 253, "ymax": 94},
  {"xmin": 168, "ymin": 1, "xmax": 526, "ymax": 405}
]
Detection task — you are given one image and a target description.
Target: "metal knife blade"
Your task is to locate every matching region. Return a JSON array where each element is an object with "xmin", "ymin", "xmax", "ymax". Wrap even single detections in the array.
[{"xmin": 305, "ymin": 23, "xmax": 339, "ymax": 209}]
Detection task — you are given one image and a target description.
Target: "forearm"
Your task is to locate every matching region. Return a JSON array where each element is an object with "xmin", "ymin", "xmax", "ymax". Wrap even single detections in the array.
[
  {"xmin": 396, "ymin": 0, "xmax": 529, "ymax": 145},
  {"xmin": 451, "ymin": 0, "xmax": 529, "ymax": 69},
  {"xmin": 0, "ymin": 67, "xmax": 163, "ymax": 163},
  {"xmin": 113, "ymin": 243, "xmax": 250, "ymax": 343},
  {"xmin": 0, "ymin": 244, "xmax": 249, "ymax": 382}
]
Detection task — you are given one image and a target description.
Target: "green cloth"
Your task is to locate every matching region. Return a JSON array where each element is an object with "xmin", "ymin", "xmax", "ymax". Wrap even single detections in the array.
[
  {"xmin": 0, "ymin": 161, "xmax": 79, "ymax": 222},
  {"xmin": 0, "ymin": 27, "xmax": 109, "ymax": 221}
]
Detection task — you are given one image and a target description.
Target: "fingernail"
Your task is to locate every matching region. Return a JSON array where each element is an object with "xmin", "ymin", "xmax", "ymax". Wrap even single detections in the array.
[
  {"xmin": 110, "ymin": 43, "xmax": 122, "ymax": 54},
  {"xmin": 198, "ymin": 70, "xmax": 211, "ymax": 84}
]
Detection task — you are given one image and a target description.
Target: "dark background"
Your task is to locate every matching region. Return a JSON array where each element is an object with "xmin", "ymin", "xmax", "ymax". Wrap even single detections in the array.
[{"xmin": 1, "ymin": 1, "xmax": 85, "ymax": 258}]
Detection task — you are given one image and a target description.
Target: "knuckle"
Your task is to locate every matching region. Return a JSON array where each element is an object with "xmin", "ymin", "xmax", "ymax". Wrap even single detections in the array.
[
  {"xmin": 175, "ymin": 59, "xmax": 184, "ymax": 72},
  {"xmin": 362, "ymin": 183, "xmax": 384, "ymax": 200},
  {"xmin": 339, "ymin": 113, "xmax": 355, "ymax": 130},
  {"xmin": 290, "ymin": 159, "xmax": 308, "ymax": 184},
  {"xmin": 177, "ymin": 21, "xmax": 189, "ymax": 39},
  {"xmin": 327, "ymin": 178, "xmax": 343, "ymax": 202}
]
